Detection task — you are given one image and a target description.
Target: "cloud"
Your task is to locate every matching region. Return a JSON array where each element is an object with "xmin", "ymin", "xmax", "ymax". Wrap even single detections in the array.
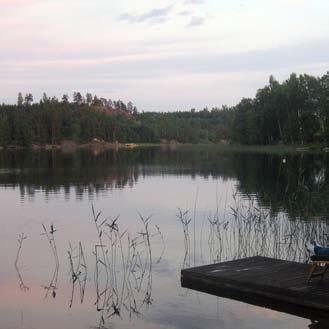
[
  {"xmin": 3, "ymin": 39, "xmax": 329, "ymax": 80},
  {"xmin": 119, "ymin": 6, "xmax": 172, "ymax": 24},
  {"xmin": 178, "ymin": 10, "xmax": 191, "ymax": 16},
  {"xmin": 186, "ymin": 16, "xmax": 205, "ymax": 27},
  {"xmin": 184, "ymin": 0, "xmax": 205, "ymax": 4},
  {"xmin": 1, "ymin": 36, "xmax": 329, "ymax": 109}
]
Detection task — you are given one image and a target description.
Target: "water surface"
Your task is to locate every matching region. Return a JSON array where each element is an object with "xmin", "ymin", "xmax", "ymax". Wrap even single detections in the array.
[{"xmin": 0, "ymin": 146, "xmax": 328, "ymax": 329}]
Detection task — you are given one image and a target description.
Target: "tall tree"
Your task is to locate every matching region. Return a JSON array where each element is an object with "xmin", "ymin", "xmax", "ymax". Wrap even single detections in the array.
[
  {"xmin": 17, "ymin": 92, "xmax": 24, "ymax": 106},
  {"xmin": 62, "ymin": 94, "xmax": 69, "ymax": 103},
  {"xmin": 86, "ymin": 93, "xmax": 93, "ymax": 106},
  {"xmin": 24, "ymin": 93, "xmax": 33, "ymax": 106},
  {"xmin": 127, "ymin": 101, "xmax": 133, "ymax": 113},
  {"xmin": 73, "ymin": 92, "xmax": 83, "ymax": 105}
]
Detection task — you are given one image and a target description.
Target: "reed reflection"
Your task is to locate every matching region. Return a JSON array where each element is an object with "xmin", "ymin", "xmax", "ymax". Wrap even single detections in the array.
[
  {"xmin": 179, "ymin": 197, "xmax": 329, "ymax": 329},
  {"xmin": 13, "ymin": 207, "xmax": 164, "ymax": 329}
]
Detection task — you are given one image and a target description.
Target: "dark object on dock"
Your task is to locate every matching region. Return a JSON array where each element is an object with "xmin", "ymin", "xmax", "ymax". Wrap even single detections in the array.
[
  {"xmin": 309, "ymin": 255, "xmax": 329, "ymax": 283},
  {"xmin": 181, "ymin": 256, "xmax": 329, "ymax": 318}
]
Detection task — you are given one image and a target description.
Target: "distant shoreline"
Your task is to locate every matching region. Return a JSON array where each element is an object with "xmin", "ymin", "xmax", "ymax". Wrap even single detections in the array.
[
  {"xmin": 1, "ymin": 142, "xmax": 328, "ymax": 154},
  {"xmin": 0, "ymin": 141, "xmax": 175, "ymax": 151},
  {"xmin": 176, "ymin": 143, "xmax": 329, "ymax": 154}
]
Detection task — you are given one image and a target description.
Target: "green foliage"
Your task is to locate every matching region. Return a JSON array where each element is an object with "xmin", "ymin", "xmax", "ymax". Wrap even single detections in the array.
[
  {"xmin": 0, "ymin": 102, "xmax": 142, "ymax": 146},
  {"xmin": 138, "ymin": 107, "xmax": 234, "ymax": 144},
  {"xmin": 232, "ymin": 72, "xmax": 329, "ymax": 145},
  {"xmin": 71, "ymin": 121, "xmax": 81, "ymax": 143},
  {"xmin": 0, "ymin": 99, "xmax": 235, "ymax": 146},
  {"xmin": 2, "ymin": 71, "xmax": 329, "ymax": 148}
]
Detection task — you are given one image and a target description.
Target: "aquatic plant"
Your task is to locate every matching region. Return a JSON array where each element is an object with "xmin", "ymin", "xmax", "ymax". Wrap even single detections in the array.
[
  {"xmin": 14, "ymin": 233, "xmax": 29, "ymax": 291},
  {"xmin": 41, "ymin": 224, "xmax": 59, "ymax": 298}
]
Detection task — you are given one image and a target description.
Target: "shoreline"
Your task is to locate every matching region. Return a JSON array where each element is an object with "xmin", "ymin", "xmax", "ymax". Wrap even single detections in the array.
[
  {"xmin": 177, "ymin": 143, "xmax": 328, "ymax": 154},
  {"xmin": 0, "ymin": 142, "xmax": 328, "ymax": 154}
]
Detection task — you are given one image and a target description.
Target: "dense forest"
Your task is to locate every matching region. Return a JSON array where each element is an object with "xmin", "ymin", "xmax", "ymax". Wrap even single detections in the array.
[
  {"xmin": 0, "ymin": 71, "xmax": 328, "ymax": 147},
  {"xmin": 0, "ymin": 92, "xmax": 233, "ymax": 146},
  {"xmin": 233, "ymin": 72, "xmax": 329, "ymax": 145}
]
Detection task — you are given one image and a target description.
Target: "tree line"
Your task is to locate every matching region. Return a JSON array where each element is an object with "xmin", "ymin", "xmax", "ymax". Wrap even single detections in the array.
[
  {"xmin": 1, "ymin": 72, "xmax": 329, "ymax": 147},
  {"xmin": 0, "ymin": 94, "xmax": 141, "ymax": 146},
  {"xmin": 0, "ymin": 92, "xmax": 234, "ymax": 147},
  {"xmin": 232, "ymin": 72, "xmax": 329, "ymax": 145}
]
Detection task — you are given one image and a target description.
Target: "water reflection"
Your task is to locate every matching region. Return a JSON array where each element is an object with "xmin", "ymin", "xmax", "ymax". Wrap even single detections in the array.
[
  {"xmin": 67, "ymin": 242, "xmax": 87, "ymax": 308},
  {"xmin": 12, "ymin": 209, "xmax": 164, "ymax": 329},
  {"xmin": 1, "ymin": 147, "xmax": 329, "ymax": 220},
  {"xmin": 41, "ymin": 224, "xmax": 59, "ymax": 298},
  {"xmin": 178, "ymin": 197, "xmax": 329, "ymax": 269},
  {"xmin": 181, "ymin": 276, "xmax": 329, "ymax": 329},
  {"xmin": 21, "ymin": 197, "xmax": 324, "ymax": 328},
  {"xmin": 14, "ymin": 233, "xmax": 29, "ymax": 292},
  {"xmin": 2, "ymin": 147, "xmax": 329, "ymax": 329},
  {"xmin": 179, "ymin": 199, "xmax": 329, "ymax": 329},
  {"xmin": 309, "ymin": 319, "xmax": 329, "ymax": 329}
]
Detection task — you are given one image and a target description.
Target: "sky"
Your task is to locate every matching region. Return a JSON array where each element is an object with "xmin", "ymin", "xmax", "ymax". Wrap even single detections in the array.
[{"xmin": 0, "ymin": 0, "xmax": 329, "ymax": 111}]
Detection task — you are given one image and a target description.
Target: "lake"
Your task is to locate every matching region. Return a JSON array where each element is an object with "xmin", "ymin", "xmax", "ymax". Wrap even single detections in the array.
[{"xmin": 1, "ymin": 146, "xmax": 329, "ymax": 329}]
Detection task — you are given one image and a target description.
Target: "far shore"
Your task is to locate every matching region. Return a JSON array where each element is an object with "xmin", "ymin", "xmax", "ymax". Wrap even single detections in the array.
[
  {"xmin": 0, "ymin": 140, "xmax": 173, "ymax": 152},
  {"xmin": 177, "ymin": 143, "xmax": 329, "ymax": 154},
  {"xmin": 0, "ymin": 141, "xmax": 329, "ymax": 154}
]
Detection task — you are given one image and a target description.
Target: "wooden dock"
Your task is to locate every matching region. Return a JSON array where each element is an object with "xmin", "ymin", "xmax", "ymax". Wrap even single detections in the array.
[{"xmin": 181, "ymin": 256, "xmax": 329, "ymax": 318}]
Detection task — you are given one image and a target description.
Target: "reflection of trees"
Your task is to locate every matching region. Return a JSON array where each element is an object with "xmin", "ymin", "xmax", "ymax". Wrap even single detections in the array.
[
  {"xmin": 0, "ymin": 148, "xmax": 236, "ymax": 200},
  {"xmin": 179, "ymin": 197, "xmax": 329, "ymax": 268},
  {"xmin": 2, "ymin": 148, "xmax": 329, "ymax": 219},
  {"xmin": 233, "ymin": 152, "xmax": 329, "ymax": 220},
  {"xmin": 0, "ymin": 149, "xmax": 142, "ymax": 199}
]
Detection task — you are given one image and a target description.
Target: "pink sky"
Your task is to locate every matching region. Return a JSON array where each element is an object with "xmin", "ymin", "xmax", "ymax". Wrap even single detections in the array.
[{"xmin": 1, "ymin": 0, "xmax": 329, "ymax": 110}]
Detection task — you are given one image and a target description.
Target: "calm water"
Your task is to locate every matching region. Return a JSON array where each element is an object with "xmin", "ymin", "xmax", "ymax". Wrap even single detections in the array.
[{"xmin": 1, "ymin": 146, "xmax": 329, "ymax": 329}]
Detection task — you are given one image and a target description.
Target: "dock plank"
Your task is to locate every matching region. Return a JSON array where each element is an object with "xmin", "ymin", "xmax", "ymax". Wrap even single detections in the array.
[{"xmin": 181, "ymin": 256, "xmax": 329, "ymax": 316}]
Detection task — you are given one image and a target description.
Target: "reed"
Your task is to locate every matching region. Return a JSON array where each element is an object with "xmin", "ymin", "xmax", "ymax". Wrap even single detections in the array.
[
  {"xmin": 14, "ymin": 233, "xmax": 29, "ymax": 291},
  {"xmin": 89, "ymin": 206, "xmax": 162, "ymax": 327},
  {"xmin": 179, "ymin": 195, "xmax": 329, "ymax": 268},
  {"xmin": 177, "ymin": 208, "xmax": 192, "ymax": 268},
  {"xmin": 67, "ymin": 242, "xmax": 87, "ymax": 308},
  {"xmin": 41, "ymin": 224, "xmax": 59, "ymax": 298}
]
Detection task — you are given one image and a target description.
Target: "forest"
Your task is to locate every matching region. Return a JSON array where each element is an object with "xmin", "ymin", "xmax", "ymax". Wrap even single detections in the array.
[
  {"xmin": 0, "ymin": 72, "xmax": 328, "ymax": 147},
  {"xmin": 0, "ymin": 92, "xmax": 233, "ymax": 146},
  {"xmin": 233, "ymin": 72, "xmax": 329, "ymax": 145}
]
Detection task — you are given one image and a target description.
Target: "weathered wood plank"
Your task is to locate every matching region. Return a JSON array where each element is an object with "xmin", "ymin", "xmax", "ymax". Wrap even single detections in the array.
[{"xmin": 181, "ymin": 256, "xmax": 329, "ymax": 314}]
